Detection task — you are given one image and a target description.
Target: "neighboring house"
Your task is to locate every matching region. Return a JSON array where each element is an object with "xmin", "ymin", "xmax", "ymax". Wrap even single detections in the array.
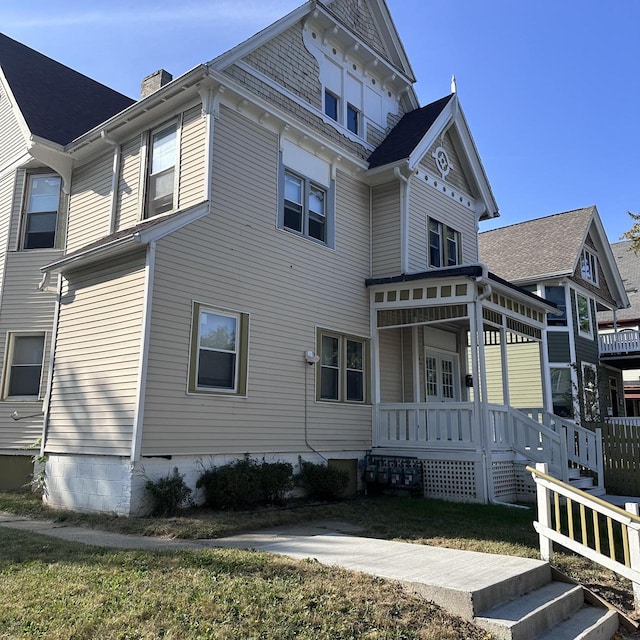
[
  {"xmin": 479, "ymin": 207, "xmax": 629, "ymax": 424},
  {"xmin": 597, "ymin": 240, "xmax": 640, "ymax": 417},
  {"xmin": 0, "ymin": 34, "xmax": 133, "ymax": 489},
  {"xmin": 1, "ymin": 0, "xmax": 596, "ymax": 514}
]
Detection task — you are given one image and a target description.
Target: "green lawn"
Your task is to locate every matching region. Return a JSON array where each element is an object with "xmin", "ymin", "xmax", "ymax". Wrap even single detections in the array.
[{"xmin": 0, "ymin": 491, "xmax": 636, "ymax": 637}]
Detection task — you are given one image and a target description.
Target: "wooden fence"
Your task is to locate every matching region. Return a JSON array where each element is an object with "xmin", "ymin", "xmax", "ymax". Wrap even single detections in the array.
[{"xmin": 602, "ymin": 419, "xmax": 640, "ymax": 496}]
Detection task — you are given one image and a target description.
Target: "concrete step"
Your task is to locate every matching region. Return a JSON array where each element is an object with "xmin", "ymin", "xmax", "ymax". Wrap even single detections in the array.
[
  {"xmin": 475, "ymin": 581, "xmax": 585, "ymax": 640},
  {"xmin": 534, "ymin": 605, "xmax": 619, "ymax": 640}
]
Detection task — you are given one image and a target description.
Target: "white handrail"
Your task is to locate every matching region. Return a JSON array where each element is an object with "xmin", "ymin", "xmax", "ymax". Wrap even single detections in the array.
[{"xmin": 599, "ymin": 330, "xmax": 640, "ymax": 355}]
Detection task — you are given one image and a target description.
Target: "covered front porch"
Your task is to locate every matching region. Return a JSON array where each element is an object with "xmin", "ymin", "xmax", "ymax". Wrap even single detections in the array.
[{"xmin": 366, "ymin": 265, "xmax": 602, "ymax": 503}]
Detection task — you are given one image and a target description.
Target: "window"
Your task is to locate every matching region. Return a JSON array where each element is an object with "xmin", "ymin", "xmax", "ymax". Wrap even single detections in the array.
[
  {"xmin": 580, "ymin": 247, "xmax": 598, "ymax": 285},
  {"xmin": 22, "ymin": 174, "xmax": 62, "ymax": 249},
  {"xmin": 347, "ymin": 104, "xmax": 359, "ymax": 134},
  {"xmin": 318, "ymin": 331, "xmax": 368, "ymax": 403},
  {"xmin": 428, "ymin": 218, "xmax": 461, "ymax": 267},
  {"xmin": 189, "ymin": 304, "xmax": 248, "ymax": 395},
  {"xmin": 324, "ymin": 90, "xmax": 339, "ymax": 121},
  {"xmin": 550, "ymin": 367, "xmax": 573, "ymax": 417},
  {"xmin": 575, "ymin": 292, "xmax": 592, "ymax": 337},
  {"xmin": 146, "ymin": 122, "xmax": 177, "ymax": 218},
  {"xmin": 5, "ymin": 334, "xmax": 45, "ymax": 398},
  {"xmin": 582, "ymin": 362, "xmax": 599, "ymax": 421},
  {"xmin": 544, "ymin": 286, "xmax": 567, "ymax": 326},
  {"xmin": 281, "ymin": 168, "xmax": 334, "ymax": 246}
]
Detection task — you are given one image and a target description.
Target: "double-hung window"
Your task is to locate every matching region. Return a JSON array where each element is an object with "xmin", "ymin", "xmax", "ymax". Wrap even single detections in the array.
[
  {"xmin": 575, "ymin": 292, "xmax": 592, "ymax": 337},
  {"xmin": 324, "ymin": 90, "xmax": 339, "ymax": 122},
  {"xmin": 282, "ymin": 169, "xmax": 333, "ymax": 246},
  {"xmin": 189, "ymin": 303, "xmax": 248, "ymax": 395},
  {"xmin": 4, "ymin": 334, "xmax": 45, "ymax": 398},
  {"xmin": 428, "ymin": 218, "xmax": 461, "ymax": 267},
  {"xmin": 22, "ymin": 174, "xmax": 62, "ymax": 249},
  {"xmin": 580, "ymin": 248, "xmax": 598, "ymax": 285},
  {"xmin": 318, "ymin": 330, "xmax": 368, "ymax": 403},
  {"xmin": 581, "ymin": 362, "xmax": 599, "ymax": 421},
  {"xmin": 347, "ymin": 104, "xmax": 359, "ymax": 134},
  {"xmin": 544, "ymin": 286, "xmax": 567, "ymax": 326},
  {"xmin": 146, "ymin": 122, "xmax": 177, "ymax": 218}
]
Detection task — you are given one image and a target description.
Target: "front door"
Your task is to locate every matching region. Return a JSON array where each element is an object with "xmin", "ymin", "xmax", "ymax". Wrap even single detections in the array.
[{"xmin": 425, "ymin": 350, "xmax": 457, "ymax": 402}]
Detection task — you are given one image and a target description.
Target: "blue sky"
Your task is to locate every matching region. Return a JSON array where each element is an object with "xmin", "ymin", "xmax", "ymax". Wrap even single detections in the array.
[{"xmin": 3, "ymin": 1, "xmax": 638, "ymax": 244}]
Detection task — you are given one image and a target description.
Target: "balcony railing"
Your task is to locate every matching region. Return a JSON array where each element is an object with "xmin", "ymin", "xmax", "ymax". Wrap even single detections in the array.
[{"xmin": 599, "ymin": 330, "xmax": 640, "ymax": 355}]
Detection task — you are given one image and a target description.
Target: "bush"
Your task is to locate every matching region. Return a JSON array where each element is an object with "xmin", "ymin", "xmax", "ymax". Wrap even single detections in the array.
[
  {"xmin": 297, "ymin": 459, "xmax": 349, "ymax": 501},
  {"xmin": 196, "ymin": 459, "xmax": 293, "ymax": 510},
  {"xmin": 144, "ymin": 467, "xmax": 192, "ymax": 517}
]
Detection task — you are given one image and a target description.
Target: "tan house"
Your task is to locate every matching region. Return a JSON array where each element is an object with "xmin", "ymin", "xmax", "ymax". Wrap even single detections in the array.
[
  {"xmin": 1, "ymin": 0, "xmax": 604, "ymax": 514},
  {"xmin": 0, "ymin": 34, "xmax": 133, "ymax": 489}
]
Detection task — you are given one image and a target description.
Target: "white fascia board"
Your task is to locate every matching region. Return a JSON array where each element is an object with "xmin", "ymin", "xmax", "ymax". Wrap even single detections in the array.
[
  {"xmin": 137, "ymin": 201, "xmax": 210, "ymax": 243},
  {"xmin": 210, "ymin": 2, "xmax": 314, "ymax": 71},
  {"xmin": 490, "ymin": 279, "xmax": 559, "ymax": 315}
]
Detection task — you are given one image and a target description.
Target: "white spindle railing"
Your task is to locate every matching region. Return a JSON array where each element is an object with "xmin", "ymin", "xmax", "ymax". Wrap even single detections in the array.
[
  {"xmin": 375, "ymin": 403, "xmax": 478, "ymax": 449},
  {"xmin": 599, "ymin": 330, "xmax": 640, "ymax": 355},
  {"xmin": 606, "ymin": 416, "xmax": 640, "ymax": 428}
]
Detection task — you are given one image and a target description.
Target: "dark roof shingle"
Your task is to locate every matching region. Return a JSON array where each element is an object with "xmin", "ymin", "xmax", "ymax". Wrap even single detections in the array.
[
  {"xmin": 368, "ymin": 94, "xmax": 453, "ymax": 169},
  {"xmin": 0, "ymin": 33, "xmax": 135, "ymax": 145}
]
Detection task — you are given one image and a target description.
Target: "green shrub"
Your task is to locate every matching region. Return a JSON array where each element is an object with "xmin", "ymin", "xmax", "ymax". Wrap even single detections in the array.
[
  {"xmin": 196, "ymin": 459, "xmax": 293, "ymax": 510},
  {"xmin": 297, "ymin": 459, "xmax": 349, "ymax": 501},
  {"xmin": 144, "ymin": 467, "xmax": 192, "ymax": 517}
]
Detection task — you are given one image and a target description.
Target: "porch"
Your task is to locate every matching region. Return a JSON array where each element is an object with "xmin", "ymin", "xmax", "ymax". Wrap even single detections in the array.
[
  {"xmin": 366, "ymin": 265, "xmax": 603, "ymax": 503},
  {"xmin": 599, "ymin": 330, "xmax": 640, "ymax": 369}
]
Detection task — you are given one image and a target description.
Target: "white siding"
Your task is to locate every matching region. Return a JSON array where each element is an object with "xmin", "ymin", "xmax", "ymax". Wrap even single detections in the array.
[
  {"xmin": 0, "ymin": 92, "xmax": 25, "ymax": 161},
  {"xmin": 46, "ymin": 252, "xmax": 146, "ymax": 456},
  {"xmin": 371, "ymin": 181, "xmax": 400, "ymax": 277},
  {"xmin": 379, "ymin": 328, "xmax": 403, "ymax": 402},
  {"xmin": 66, "ymin": 151, "xmax": 113, "ymax": 252},
  {"xmin": 178, "ymin": 106, "xmax": 206, "ymax": 209},
  {"xmin": 115, "ymin": 136, "xmax": 142, "ymax": 231},
  {"xmin": 408, "ymin": 177, "xmax": 478, "ymax": 272},
  {"xmin": 141, "ymin": 106, "xmax": 372, "ymax": 456}
]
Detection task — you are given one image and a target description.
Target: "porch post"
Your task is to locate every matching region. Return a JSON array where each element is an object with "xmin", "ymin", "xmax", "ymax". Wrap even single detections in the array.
[
  {"xmin": 540, "ymin": 325, "xmax": 552, "ymax": 416},
  {"xmin": 412, "ymin": 325, "xmax": 421, "ymax": 403},
  {"xmin": 370, "ymin": 291, "xmax": 381, "ymax": 446},
  {"xmin": 499, "ymin": 322, "xmax": 510, "ymax": 407}
]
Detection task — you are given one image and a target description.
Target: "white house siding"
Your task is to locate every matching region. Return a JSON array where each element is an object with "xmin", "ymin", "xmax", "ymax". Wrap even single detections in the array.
[
  {"xmin": 45, "ymin": 252, "xmax": 146, "ymax": 456},
  {"xmin": 177, "ymin": 106, "xmax": 206, "ymax": 209},
  {"xmin": 66, "ymin": 151, "xmax": 113, "ymax": 253},
  {"xmin": 0, "ymin": 92, "xmax": 25, "ymax": 161},
  {"xmin": 140, "ymin": 106, "xmax": 372, "ymax": 456},
  {"xmin": 0, "ymin": 250, "xmax": 60, "ymax": 450},
  {"xmin": 408, "ymin": 177, "xmax": 478, "ymax": 273},
  {"xmin": 115, "ymin": 136, "xmax": 142, "ymax": 231},
  {"xmin": 378, "ymin": 328, "xmax": 403, "ymax": 402},
  {"xmin": 371, "ymin": 181, "xmax": 401, "ymax": 277},
  {"xmin": 0, "ymin": 172, "xmax": 15, "ymax": 302}
]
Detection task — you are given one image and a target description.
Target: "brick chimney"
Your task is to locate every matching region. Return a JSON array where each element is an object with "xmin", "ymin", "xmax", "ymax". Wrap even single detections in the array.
[{"xmin": 140, "ymin": 69, "xmax": 173, "ymax": 99}]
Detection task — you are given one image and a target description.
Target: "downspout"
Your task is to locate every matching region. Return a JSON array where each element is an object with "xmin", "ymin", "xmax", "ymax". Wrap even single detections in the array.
[
  {"xmin": 473, "ymin": 266, "xmax": 526, "ymax": 509},
  {"xmin": 394, "ymin": 166, "xmax": 410, "ymax": 274},
  {"xmin": 101, "ymin": 130, "xmax": 121, "ymax": 235}
]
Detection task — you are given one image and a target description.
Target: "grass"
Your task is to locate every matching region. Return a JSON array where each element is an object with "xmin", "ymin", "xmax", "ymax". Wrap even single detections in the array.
[{"xmin": 0, "ymin": 490, "xmax": 638, "ymax": 636}]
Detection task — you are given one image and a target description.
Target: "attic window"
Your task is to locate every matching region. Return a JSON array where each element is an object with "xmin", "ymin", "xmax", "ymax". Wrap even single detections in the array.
[{"xmin": 580, "ymin": 248, "xmax": 598, "ymax": 285}]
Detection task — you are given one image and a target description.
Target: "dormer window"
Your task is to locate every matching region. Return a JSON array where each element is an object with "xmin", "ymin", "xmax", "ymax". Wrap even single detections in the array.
[
  {"xmin": 347, "ymin": 104, "xmax": 359, "ymax": 135},
  {"xmin": 324, "ymin": 90, "xmax": 339, "ymax": 121},
  {"xmin": 580, "ymin": 248, "xmax": 598, "ymax": 285}
]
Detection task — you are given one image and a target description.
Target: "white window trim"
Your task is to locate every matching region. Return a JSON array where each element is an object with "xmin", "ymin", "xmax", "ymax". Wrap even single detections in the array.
[
  {"xmin": 20, "ymin": 172, "xmax": 63, "ymax": 251},
  {"xmin": 143, "ymin": 116, "xmax": 182, "ymax": 220},
  {"xmin": 575, "ymin": 291, "xmax": 593, "ymax": 339},
  {"xmin": 580, "ymin": 247, "xmax": 598, "ymax": 285},
  {"xmin": 3, "ymin": 332, "xmax": 46, "ymax": 400}
]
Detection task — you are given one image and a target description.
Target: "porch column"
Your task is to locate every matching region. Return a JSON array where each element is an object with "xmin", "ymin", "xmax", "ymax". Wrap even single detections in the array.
[
  {"xmin": 499, "ymin": 323, "xmax": 510, "ymax": 406},
  {"xmin": 370, "ymin": 291, "xmax": 381, "ymax": 446},
  {"xmin": 540, "ymin": 327, "xmax": 552, "ymax": 415}
]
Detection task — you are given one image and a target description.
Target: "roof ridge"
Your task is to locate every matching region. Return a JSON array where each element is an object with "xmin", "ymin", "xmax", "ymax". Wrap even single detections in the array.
[{"xmin": 479, "ymin": 206, "xmax": 595, "ymax": 235}]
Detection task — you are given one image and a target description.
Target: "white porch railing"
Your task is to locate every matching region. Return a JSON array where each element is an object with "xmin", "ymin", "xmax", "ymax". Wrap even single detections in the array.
[
  {"xmin": 531, "ymin": 462, "xmax": 640, "ymax": 610},
  {"xmin": 375, "ymin": 403, "xmax": 604, "ymax": 488},
  {"xmin": 375, "ymin": 402, "xmax": 479, "ymax": 449},
  {"xmin": 606, "ymin": 416, "xmax": 640, "ymax": 428},
  {"xmin": 599, "ymin": 330, "xmax": 640, "ymax": 355}
]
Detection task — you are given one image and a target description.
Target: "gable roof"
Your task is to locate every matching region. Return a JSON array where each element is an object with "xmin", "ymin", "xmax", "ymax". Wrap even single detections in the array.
[
  {"xmin": 601, "ymin": 241, "xmax": 640, "ymax": 323},
  {"xmin": 479, "ymin": 206, "xmax": 629, "ymax": 309},
  {"xmin": 367, "ymin": 92, "xmax": 498, "ymax": 220},
  {"xmin": 0, "ymin": 33, "xmax": 134, "ymax": 146},
  {"xmin": 479, "ymin": 207, "xmax": 595, "ymax": 283},
  {"xmin": 367, "ymin": 95, "xmax": 453, "ymax": 169}
]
